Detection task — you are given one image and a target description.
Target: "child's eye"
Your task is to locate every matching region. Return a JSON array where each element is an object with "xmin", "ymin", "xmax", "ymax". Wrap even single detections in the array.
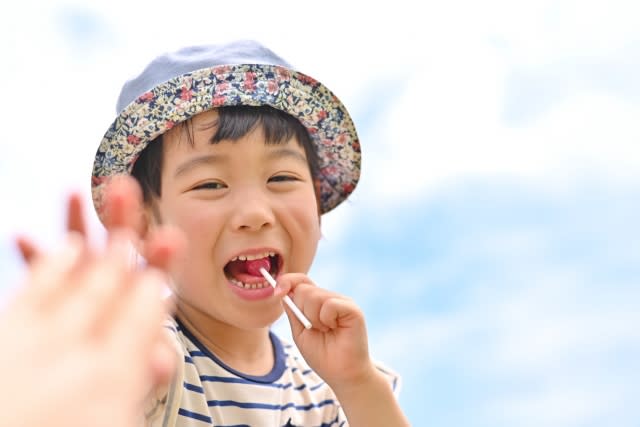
[
  {"xmin": 268, "ymin": 174, "xmax": 299, "ymax": 183},
  {"xmin": 193, "ymin": 181, "xmax": 226, "ymax": 190}
]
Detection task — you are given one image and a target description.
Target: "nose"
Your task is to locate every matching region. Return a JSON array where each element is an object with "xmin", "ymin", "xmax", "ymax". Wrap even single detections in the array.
[{"xmin": 229, "ymin": 190, "xmax": 275, "ymax": 232}]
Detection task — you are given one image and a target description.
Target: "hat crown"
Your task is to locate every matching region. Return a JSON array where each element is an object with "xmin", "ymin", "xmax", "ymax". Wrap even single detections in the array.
[{"xmin": 116, "ymin": 40, "xmax": 292, "ymax": 113}]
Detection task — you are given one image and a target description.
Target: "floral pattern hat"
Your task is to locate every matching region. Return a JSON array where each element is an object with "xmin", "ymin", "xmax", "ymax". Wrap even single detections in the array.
[{"xmin": 92, "ymin": 40, "xmax": 361, "ymax": 223}]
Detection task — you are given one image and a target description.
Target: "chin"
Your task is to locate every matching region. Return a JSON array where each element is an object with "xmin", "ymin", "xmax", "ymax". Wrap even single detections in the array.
[{"xmin": 237, "ymin": 309, "xmax": 284, "ymax": 330}]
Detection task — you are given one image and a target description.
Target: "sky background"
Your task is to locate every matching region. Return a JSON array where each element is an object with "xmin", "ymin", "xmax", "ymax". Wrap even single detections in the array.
[{"xmin": 1, "ymin": 0, "xmax": 639, "ymax": 425}]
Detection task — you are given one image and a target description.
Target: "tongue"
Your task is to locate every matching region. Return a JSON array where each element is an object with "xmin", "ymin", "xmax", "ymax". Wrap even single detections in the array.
[
  {"xmin": 246, "ymin": 258, "xmax": 271, "ymax": 276},
  {"xmin": 227, "ymin": 257, "xmax": 271, "ymax": 279}
]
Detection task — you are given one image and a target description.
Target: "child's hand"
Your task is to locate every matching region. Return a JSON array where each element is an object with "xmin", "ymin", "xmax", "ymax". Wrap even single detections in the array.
[
  {"xmin": 6, "ymin": 177, "xmax": 187, "ymax": 426},
  {"xmin": 1, "ymin": 233, "xmax": 173, "ymax": 427},
  {"xmin": 274, "ymin": 273, "xmax": 378, "ymax": 392},
  {"xmin": 275, "ymin": 274, "xmax": 411, "ymax": 427},
  {"xmin": 16, "ymin": 176, "xmax": 184, "ymax": 274}
]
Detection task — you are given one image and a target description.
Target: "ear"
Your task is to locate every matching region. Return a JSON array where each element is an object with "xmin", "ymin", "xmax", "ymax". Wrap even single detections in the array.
[{"xmin": 314, "ymin": 178, "xmax": 323, "ymax": 217}]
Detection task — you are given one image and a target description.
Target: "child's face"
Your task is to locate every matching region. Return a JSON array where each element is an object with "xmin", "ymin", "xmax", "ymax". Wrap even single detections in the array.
[{"xmin": 153, "ymin": 110, "xmax": 321, "ymax": 329}]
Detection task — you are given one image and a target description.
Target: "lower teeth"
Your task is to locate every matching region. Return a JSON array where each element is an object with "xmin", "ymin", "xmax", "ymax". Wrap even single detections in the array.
[{"xmin": 230, "ymin": 279, "xmax": 267, "ymax": 289}]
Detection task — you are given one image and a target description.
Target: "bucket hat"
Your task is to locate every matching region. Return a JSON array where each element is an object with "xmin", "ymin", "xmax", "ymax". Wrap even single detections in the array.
[{"xmin": 91, "ymin": 40, "xmax": 361, "ymax": 222}]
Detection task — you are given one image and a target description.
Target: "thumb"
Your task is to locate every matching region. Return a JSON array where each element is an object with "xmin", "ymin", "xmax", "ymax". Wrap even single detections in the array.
[
  {"xmin": 270, "ymin": 273, "xmax": 315, "ymax": 336},
  {"xmin": 272, "ymin": 272, "xmax": 313, "ymax": 297},
  {"xmin": 282, "ymin": 302, "xmax": 306, "ymax": 338},
  {"xmin": 142, "ymin": 226, "xmax": 187, "ymax": 274},
  {"xmin": 273, "ymin": 279, "xmax": 291, "ymax": 298},
  {"xmin": 271, "ymin": 281, "xmax": 304, "ymax": 335},
  {"xmin": 103, "ymin": 175, "xmax": 145, "ymax": 235}
]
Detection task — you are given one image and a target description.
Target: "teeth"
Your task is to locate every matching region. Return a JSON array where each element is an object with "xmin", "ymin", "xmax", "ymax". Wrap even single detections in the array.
[
  {"xmin": 229, "ymin": 278, "xmax": 269, "ymax": 290},
  {"xmin": 231, "ymin": 251, "xmax": 276, "ymax": 262}
]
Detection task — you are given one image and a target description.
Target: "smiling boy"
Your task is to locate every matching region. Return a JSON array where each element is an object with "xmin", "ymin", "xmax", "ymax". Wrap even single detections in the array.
[{"xmin": 91, "ymin": 40, "xmax": 409, "ymax": 426}]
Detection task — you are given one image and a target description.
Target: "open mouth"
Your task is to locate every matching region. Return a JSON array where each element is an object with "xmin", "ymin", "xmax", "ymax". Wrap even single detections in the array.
[{"xmin": 223, "ymin": 252, "xmax": 282, "ymax": 290}]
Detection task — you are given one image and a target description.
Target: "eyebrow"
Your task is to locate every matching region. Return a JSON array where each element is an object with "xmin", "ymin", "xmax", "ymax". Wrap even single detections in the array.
[
  {"xmin": 266, "ymin": 147, "xmax": 308, "ymax": 164},
  {"xmin": 173, "ymin": 147, "xmax": 308, "ymax": 179},
  {"xmin": 173, "ymin": 154, "xmax": 227, "ymax": 178}
]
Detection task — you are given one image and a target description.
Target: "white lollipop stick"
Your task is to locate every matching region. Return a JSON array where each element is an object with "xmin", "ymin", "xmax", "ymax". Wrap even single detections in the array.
[{"xmin": 259, "ymin": 268, "xmax": 312, "ymax": 329}]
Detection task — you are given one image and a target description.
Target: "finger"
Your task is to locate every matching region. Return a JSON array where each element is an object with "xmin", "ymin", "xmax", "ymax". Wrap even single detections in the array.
[
  {"xmin": 23, "ymin": 233, "xmax": 84, "ymax": 305},
  {"xmin": 289, "ymin": 285, "xmax": 345, "ymax": 333},
  {"xmin": 107, "ymin": 269, "xmax": 168, "ymax": 390},
  {"xmin": 103, "ymin": 176, "xmax": 145, "ymax": 235},
  {"xmin": 269, "ymin": 273, "xmax": 341, "ymax": 334},
  {"xmin": 318, "ymin": 298, "xmax": 370, "ymax": 362},
  {"xmin": 141, "ymin": 226, "xmax": 187, "ymax": 273},
  {"xmin": 271, "ymin": 273, "xmax": 319, "ymax": 332},
  {"xmin": 66, "ymin": 192, "xmax": 88, "ymax": 237},
  {"xmin": 163, "ymin": 294, "xmax": 176, "ymax": 316},
  {"xmin": 273, "ymin": 273, "xmax": 341, "ymax": 332},
  {"xmin": 14, "ymin": 191, "xmax": 90, "ymax": 267},
  {"xmin": 149, "ymin": 331, "xmax": 177, "ymax": 388},
  {"xmin": 283, "ymin": 303, "xmax": 306, "ymax": 337},
  {"xmin": 15, "ymin": 236, "xmax": 40, "ymax": 265},
  {"xmin": 273, "ymin": 272, "xmax": 316, "ymax": 298},
  {"xmin": 49, "ymin": 232, "xmax": 132, "ymax": 337},
  {"xmin": 318, "ymin": 297, "xmax": 363, "ymax": 330},
  {"xmin": 86, "ymin": 230, "xmax": 155, "ymax": 336}
]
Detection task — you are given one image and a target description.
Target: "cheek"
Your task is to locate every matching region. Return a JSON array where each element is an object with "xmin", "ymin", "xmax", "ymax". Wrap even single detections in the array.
[
  {"xmin": 157, "ymin": 202, "xmax": 224, "ymax": 269},
  {"xmin": 288, "ymin": 198, "xmax": 321, "ymax": 248},
  {"xmin": 165, "ymin": 207, "xmax": 221, "ymax": 295},
  {"xmin": 304, "ymin": 194, "xmax": 322, "ymax": 243},
  {"xmin": 294, "ymin": 190, "xmax": 321, "ymax": 227},
  {"xmin": 161, "ymin": 200, "xmax": 222, "ymax": 232}
]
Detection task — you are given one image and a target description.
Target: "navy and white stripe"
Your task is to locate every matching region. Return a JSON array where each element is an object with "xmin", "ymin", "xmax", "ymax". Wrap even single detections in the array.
[{"xmin": 146, "ymin": 317, "xmax": 400, "ymax": 426}]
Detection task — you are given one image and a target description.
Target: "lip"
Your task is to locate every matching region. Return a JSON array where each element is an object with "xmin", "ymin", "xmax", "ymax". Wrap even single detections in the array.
[{"xmin": 228, "ymin": 280, "xmax": 275, "ymax": 301}]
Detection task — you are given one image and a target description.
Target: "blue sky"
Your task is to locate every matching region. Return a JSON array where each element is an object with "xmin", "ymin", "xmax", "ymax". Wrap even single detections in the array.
[
  {"xmin": 311, "ymin": 181, "xmax": 640, "ymax": 425},
  {"xmin": 1, "ymin": 1, "xmax": 639, "ymax": 425}
]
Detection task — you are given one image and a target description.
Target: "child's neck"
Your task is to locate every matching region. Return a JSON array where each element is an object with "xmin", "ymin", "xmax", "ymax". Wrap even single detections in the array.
[{"xmin": 175, "ymin": 303, "xmax": 275, "ymax": 377}]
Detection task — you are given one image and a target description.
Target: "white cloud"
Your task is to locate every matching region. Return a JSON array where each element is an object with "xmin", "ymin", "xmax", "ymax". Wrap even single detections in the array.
[{"xmin": 359, "ymin": 72, "xmax": 640, "ymax": 208}]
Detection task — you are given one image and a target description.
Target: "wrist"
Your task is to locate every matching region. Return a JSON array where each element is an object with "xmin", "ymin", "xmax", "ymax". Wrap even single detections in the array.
[
  {"xmin": 330, "ymin": 362, "xmax": 386, "ymax": 399},
  {"xmin": 330, "ymin": 363, "xmax": 410, "ymax": 427}
]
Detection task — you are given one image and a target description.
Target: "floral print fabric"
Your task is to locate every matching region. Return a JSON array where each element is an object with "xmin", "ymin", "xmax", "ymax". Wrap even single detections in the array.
[{"xmin": 92, "ymin": 64, "xmax": 361, "ymax": 221}]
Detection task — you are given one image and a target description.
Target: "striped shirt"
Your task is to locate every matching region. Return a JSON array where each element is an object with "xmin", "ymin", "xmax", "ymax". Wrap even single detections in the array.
[{"xmin": 145, "ymin": 317, "xmax": 400, "ymax": 427}]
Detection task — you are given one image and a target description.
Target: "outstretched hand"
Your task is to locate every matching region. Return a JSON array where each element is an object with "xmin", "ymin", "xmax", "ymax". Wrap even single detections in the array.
[
  {"xmin": 1, "ymin": 233, "xmax": 170, "ymax": 427},
  {"xmin": 16, "ymin": 176, "xmax": 182, "ymax": 273},
  {"xmin": 4, "ymin": 176, "xmax": 185, "ymax": 427}
]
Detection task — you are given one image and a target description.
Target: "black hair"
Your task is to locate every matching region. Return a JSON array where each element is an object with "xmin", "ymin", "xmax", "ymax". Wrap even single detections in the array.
[{"xmin": 131, "ymin": 105, "xmax": 320, "ymax": 206}]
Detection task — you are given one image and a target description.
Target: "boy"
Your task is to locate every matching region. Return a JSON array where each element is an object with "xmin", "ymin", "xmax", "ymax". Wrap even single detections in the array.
[{"xmin": 92, "ymin": 40, "xmax": 409, "ymax": 426}]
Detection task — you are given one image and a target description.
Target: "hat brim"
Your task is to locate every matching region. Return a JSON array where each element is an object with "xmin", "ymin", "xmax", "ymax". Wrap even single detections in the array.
[{"xmin": 92, "ymin": 64, "xmax": 360, "ymax": 222}]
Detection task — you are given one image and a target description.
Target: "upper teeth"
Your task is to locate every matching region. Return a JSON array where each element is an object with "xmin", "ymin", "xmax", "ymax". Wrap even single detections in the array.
[{"xmin": 231, "ymin": 251, "xmax": 276, "ymax": 262}]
